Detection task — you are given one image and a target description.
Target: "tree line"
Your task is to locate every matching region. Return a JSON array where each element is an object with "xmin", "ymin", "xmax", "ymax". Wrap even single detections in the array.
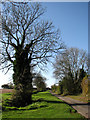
[{"xmin": 51, "ymin": 47, "xmax": 88, "ymax": 95}]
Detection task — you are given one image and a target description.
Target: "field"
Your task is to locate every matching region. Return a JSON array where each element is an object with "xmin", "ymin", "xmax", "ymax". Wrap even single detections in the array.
[
  {"xmin": 0, "ymin": 89, "xmax": 14, "ymax": 94},
  {"xmin": 1, "ymin": 90, "xmax": 86, "ymax": 119}
]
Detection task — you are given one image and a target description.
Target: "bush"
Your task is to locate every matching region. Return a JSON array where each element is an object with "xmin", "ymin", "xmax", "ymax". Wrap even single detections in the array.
[
  {"xmin": 56, "ymin": 85, "xmax": 61, "ymax": 95},
  {"xmin": 51, "ymin": 84, "xmax": 57, "ymax": 93},
  {"xmin": 81, "ymin": 76, "xmax": 88, "ymax": 96},
  {"xmin": 51, "ymin": 84, "xmax": 63, "ymax": 95}
]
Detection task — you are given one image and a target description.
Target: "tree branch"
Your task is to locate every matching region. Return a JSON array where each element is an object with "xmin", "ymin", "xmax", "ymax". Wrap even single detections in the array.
[{"xmin": 6, "ymin": 45, "xmax": 14, "ymax": 63}]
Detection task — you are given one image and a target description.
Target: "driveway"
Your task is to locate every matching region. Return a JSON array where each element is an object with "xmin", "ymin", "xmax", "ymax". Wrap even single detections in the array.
[{"xmin": 50, "ymin": 91, "xmax": 90, "ymax": 119}]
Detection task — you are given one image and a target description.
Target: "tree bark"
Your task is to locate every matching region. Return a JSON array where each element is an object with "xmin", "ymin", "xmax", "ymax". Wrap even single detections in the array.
[{"xmin": 12, "ymin": 46, "xmax": 32, "ymax": 107}]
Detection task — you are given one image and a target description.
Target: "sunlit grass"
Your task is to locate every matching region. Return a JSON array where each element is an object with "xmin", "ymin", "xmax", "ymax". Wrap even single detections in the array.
[{"xmin": 2, "ymin": 91, "xmax": 86, "ymax": 119}]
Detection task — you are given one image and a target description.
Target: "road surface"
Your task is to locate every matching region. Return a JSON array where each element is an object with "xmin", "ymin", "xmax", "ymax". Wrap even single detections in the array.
[{"xmin": 50, "ymin": 91, "xmax": 90, "ymax": 119}]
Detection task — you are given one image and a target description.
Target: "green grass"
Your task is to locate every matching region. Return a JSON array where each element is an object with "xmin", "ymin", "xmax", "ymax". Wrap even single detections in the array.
[
  {"xmin": 1, "ymin": 91, "xmax": 86, "ymax": 119},
  {"xmin": 2, "ymin": 93, "xmax": 12, "ymax": 100}
]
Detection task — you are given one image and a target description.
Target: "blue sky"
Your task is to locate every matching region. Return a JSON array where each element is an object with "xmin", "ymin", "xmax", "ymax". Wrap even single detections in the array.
[
  {"xmin": 0, "ymin": 2, "xmax": 88, "ymax": 88},
  {"xmin": 42, "ymin": 2, "xmax": 88, "ymax": 51},
  {"xmin": 41, "ymin": 2, "xmax": 88, "ymax": 87}
]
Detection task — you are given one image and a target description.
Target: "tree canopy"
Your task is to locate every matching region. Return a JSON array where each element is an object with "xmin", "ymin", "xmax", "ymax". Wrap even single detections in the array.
[
  {"xmin": 53, "ymin": 47, "xmax": 88, "ymax": 80},
  {"xmin": 1, "ymin": 2, "xmax": 64, "ymax": 73}
]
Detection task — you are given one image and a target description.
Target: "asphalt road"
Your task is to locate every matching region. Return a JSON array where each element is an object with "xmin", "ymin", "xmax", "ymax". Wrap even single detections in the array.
[{"xmin": 50, "ymin": 91, "xmax": 90, "ymax": 119}]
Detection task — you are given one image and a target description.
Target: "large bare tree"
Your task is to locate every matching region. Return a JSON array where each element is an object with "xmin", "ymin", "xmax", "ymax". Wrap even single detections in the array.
[
  {"xmin": 53, "ymin": 47, "xmax": 88, "ymax": 80},
  {"xmin": 0, "ymin": 2, "xmax": 64, "ymax": 106}
]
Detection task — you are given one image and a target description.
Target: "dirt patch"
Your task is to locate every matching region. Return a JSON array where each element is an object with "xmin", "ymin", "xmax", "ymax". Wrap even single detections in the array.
[{"xmin": 0, "ymin": 89, "xmax": 13, "ymax": 94}]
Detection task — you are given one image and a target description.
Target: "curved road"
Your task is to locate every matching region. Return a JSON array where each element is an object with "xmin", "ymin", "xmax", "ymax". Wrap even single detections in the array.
[{"xmin": 50, "ymin": 91, "xmax": 90, "ymax": 119}]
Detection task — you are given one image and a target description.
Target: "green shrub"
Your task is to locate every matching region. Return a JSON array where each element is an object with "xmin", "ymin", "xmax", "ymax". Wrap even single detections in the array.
[
  {"xmin": 51, "ymin": 84, "xmax": 57, "ymax": 93},
  {"xmin": 81, "ymin": 76, "xmax": 88, "ymax": 96},
  {"xmin": 56, "ymin": 85, "xmax": 61, "ymax": 95},
  {"xmin": 51, "ymin": 83, "xmax": 63, "ymax": 95}
]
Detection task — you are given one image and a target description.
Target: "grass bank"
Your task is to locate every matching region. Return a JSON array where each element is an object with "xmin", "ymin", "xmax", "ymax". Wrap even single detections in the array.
[{"xmin": 1, "ymin": 91, "xmax": 86, "ymax": 119}]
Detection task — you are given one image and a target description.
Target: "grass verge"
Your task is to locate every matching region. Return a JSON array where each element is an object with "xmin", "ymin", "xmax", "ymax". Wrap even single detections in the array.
[
  {"xmin": 66, "ymin": 94, "xmax": 89, "ymax": 103},
  {"xmin": 2, "ymin": 91, "xmax": 86, "ymax": 119}
]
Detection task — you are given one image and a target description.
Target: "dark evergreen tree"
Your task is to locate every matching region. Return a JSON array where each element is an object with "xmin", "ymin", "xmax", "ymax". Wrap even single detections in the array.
[
  {"xmin": 63, "ymin": 67, "xmax": 74, "ymax": 95},
  {"xmin": 77, "ymin": 65, "xmax": 87, "ymax": 93}
]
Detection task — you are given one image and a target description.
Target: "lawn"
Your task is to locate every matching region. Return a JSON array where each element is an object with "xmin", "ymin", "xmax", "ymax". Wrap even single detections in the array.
[{"xmin": 1, "ymin": 91, "xmax": 86, "ymax": 119}]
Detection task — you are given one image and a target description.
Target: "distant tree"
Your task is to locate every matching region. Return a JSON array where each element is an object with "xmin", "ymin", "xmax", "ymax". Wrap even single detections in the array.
[
  {"xmin": 1, "ymin": 84, "xmax": 9, "ymax": 89},
  {"xmin": 51, "ymin": 84, "xmax": 61, "ymax": 94},
  {"xmin": 51, "ymin": 84, "xmax": 57, "ymax": 93},
  {"xmin": 0, "ymin": 2, "xmax": 64, "ymax": 107},
  {"xmin": 1, "ymin": 82, "xmax": 14, "ymax": 89},
  {"xmin": 8, "ymin": 82, "xmax": 14, "ymax": 89},
  {"xmin": 33, "ymin": 73, "xmax": 47, "ymax": 91}
]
